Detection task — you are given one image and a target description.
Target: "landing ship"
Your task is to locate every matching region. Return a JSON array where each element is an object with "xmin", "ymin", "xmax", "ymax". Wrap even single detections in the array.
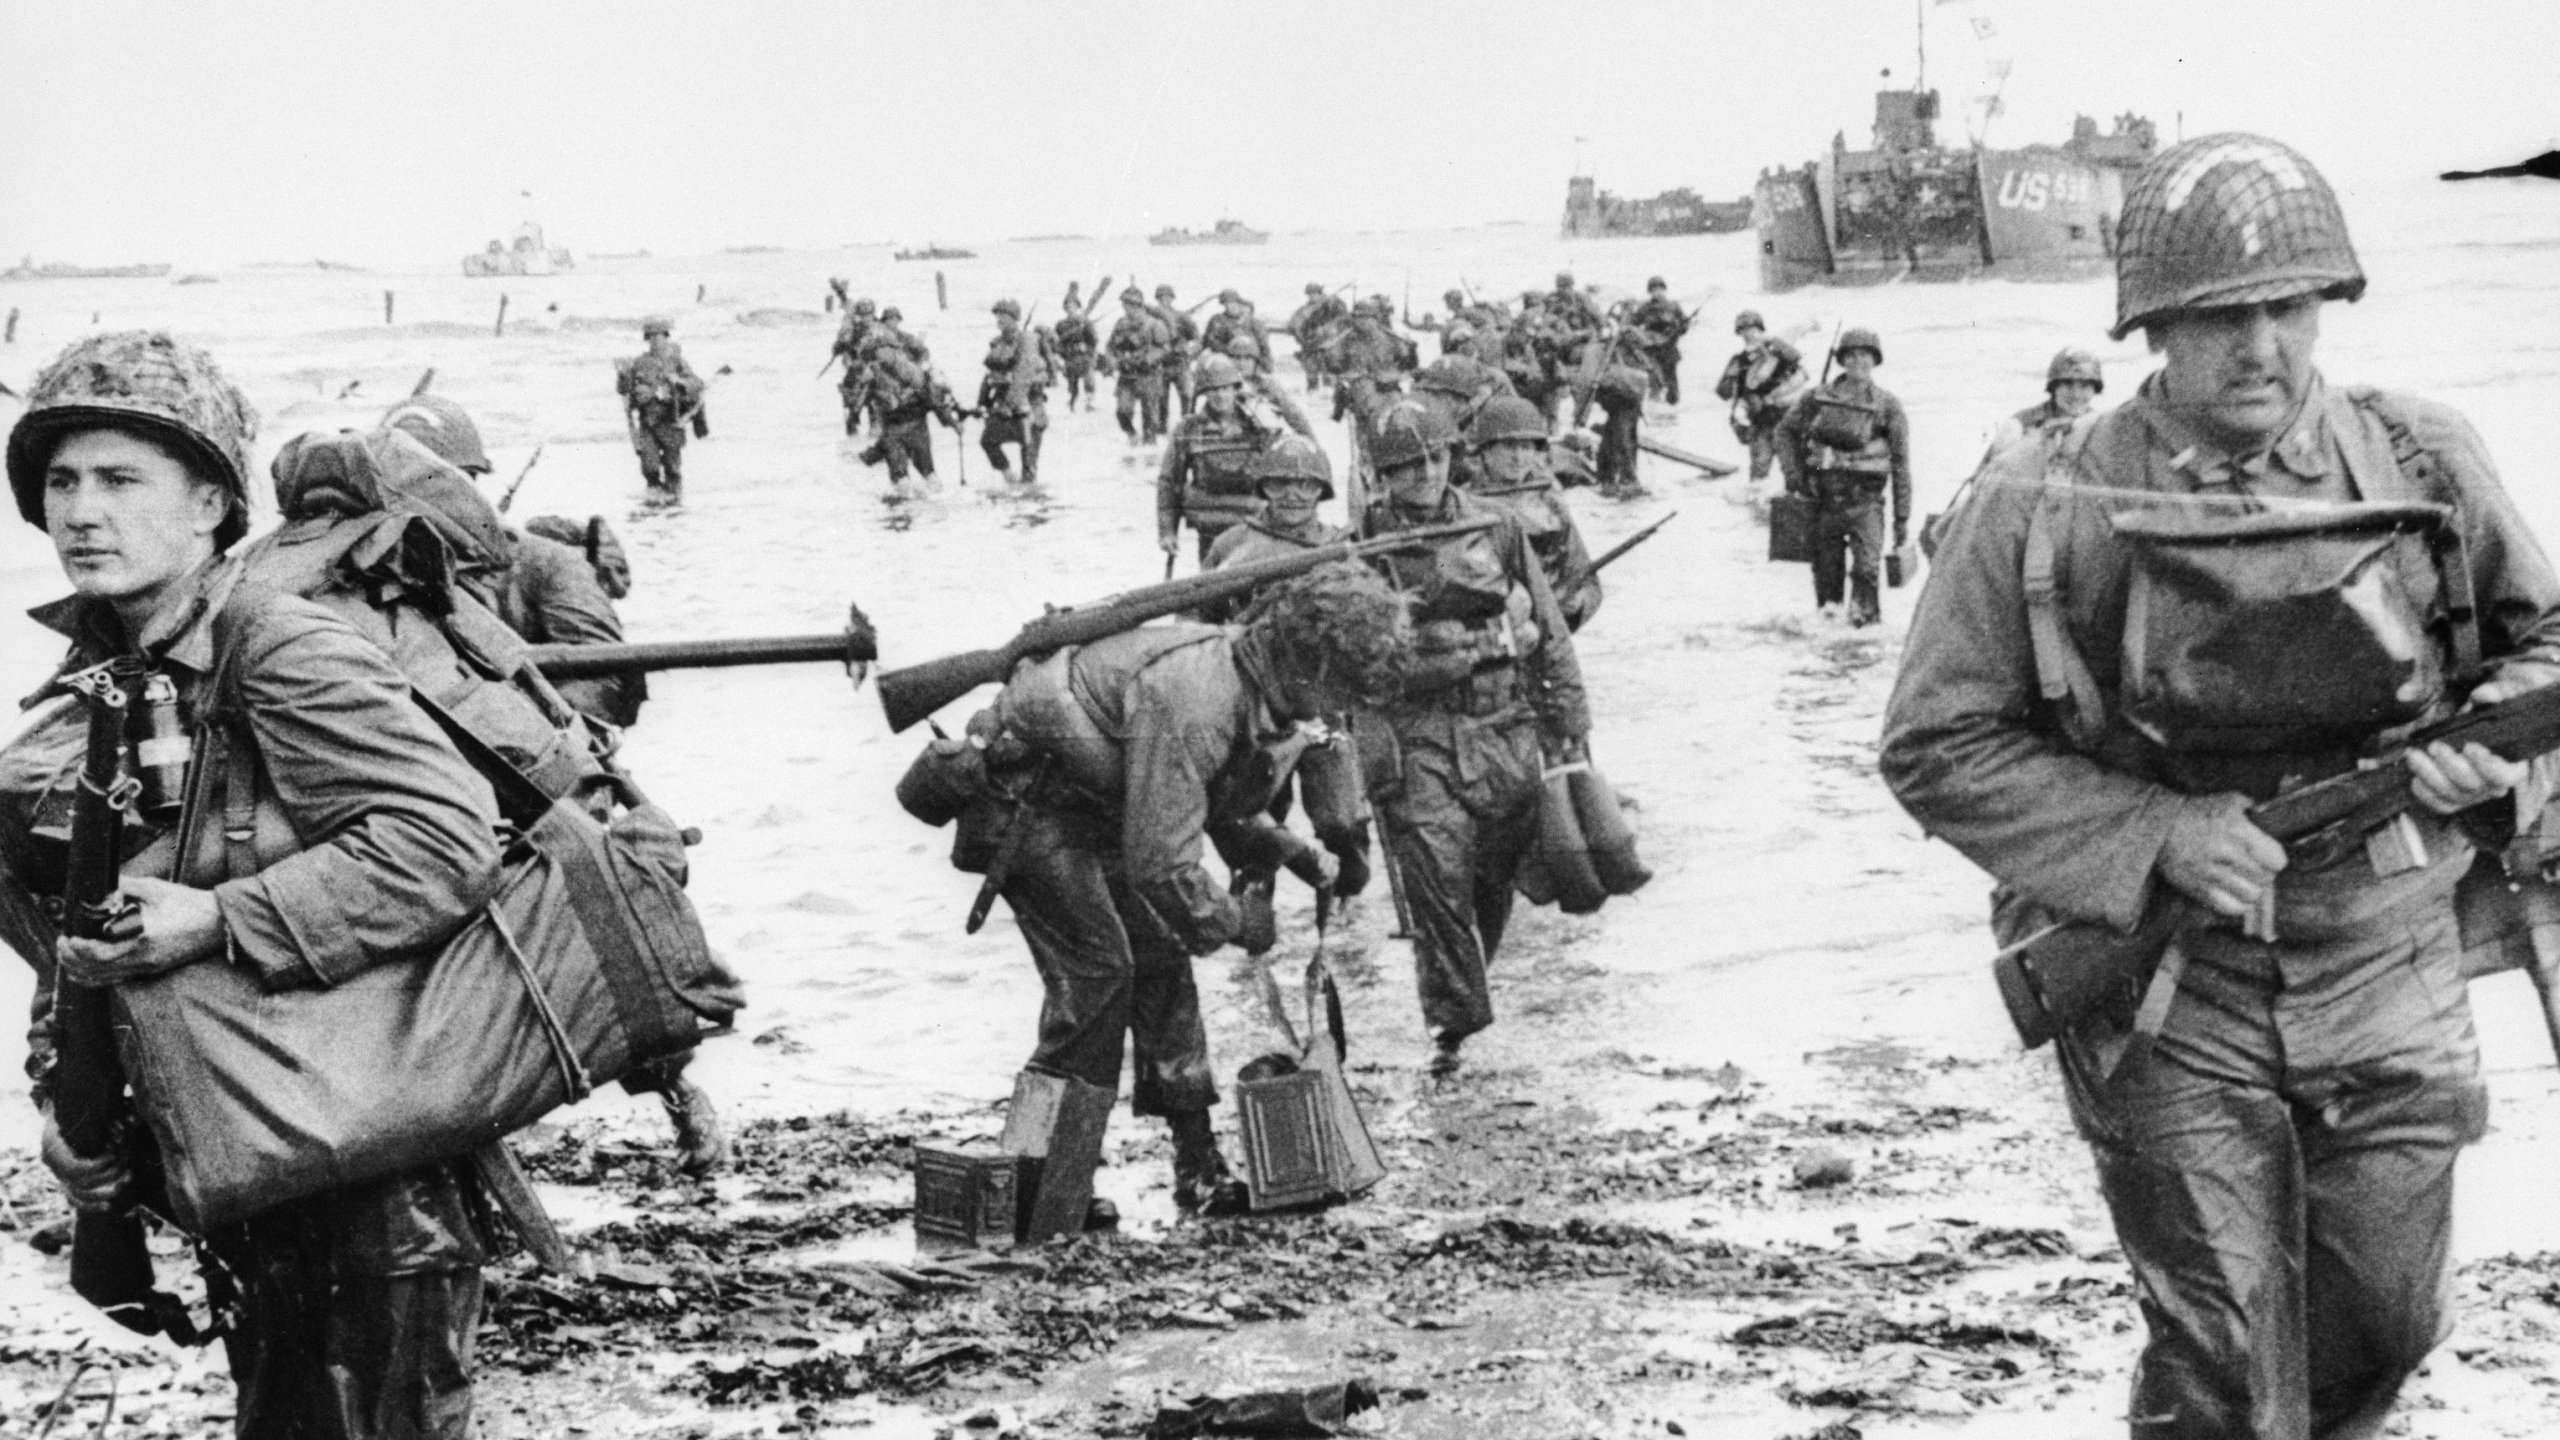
[{"xmin": 1753, "ymin": 85, "xmax": 2157, "ymax": 291}]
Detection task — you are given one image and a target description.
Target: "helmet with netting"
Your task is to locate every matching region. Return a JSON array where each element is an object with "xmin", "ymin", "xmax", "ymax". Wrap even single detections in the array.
[
  {"xmin": 1251, "ymin": 434, "xmax": 1335, "ymax": 499},
  {"xmin": 2111, "ymin": 132, "xmax": 2364, "ymax": 340},
  {"xmin": 1246, "ymin": 561, "xmax": 1413, "ymax": 708},
  {"xmin": 1733, "ymin": 309, "xmax": 1765, "ymax": 334},
  {"xmin": 2045, "ymin": 347, "xmax": 2104, "ymax": 393},
  {"xmin": 1835, "ymin": 327, "xmax": 1883, "ymax": 364},
  {"xmin": 1367, "ymin": 401, "xmax": 1457, "ymax": 468},
  {"xmin": 1412, "ymin": 358, "xmax": 1485, "ymax": 399},
  {"xmin": 1194, "ymin": 355, "xmax": 1243, "ymax": 391},
  {"xmin": 9, "ymin": 330, "xmax": 260, "ymax": 548},
  {"xmin": 380, "ymin": 393, "xmax": 493, "ymax": 474},
  {"xmin": 1467, "ymin": 396, "xmax": 1550, "ymax": 450}
]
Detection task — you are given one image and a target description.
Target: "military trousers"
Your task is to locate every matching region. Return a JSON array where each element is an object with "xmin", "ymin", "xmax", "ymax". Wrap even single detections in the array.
[
  {"xmin": 632, "ymin": 420, "xmax": 687, "ymax": 491},
  {"xmin": 1166, "ymin": 364, "xmax": 1195, "ymax": 418},
  {"xmin": 999, "ymin": 805, "xmax": 1219, "ymax": 1116},
  {"xmin": 2057, "ymin": 896, "xmax": 2485, "ymax": 1440},
  {"xmin": 981, "ymin": 405, "xmax": 1047, "ymax": 483},
  {"xmin": 1809, "ymin": 477, "xmax": 1885, "ymax": 622},
  {"xmin": 1371, "ymin": 703, "xmax": 1543, "ymax": 1042},
  {"xmin": 1646, "ymin": 346, "xmax": 1682, "ymax": 405},
  {"xmin": 1596, "ymin": 396, "xmax": 1641, "ymax": 492},
  {"xmin": 860, "ymin": 416, "xmax": 936, "ymax": 481},
  {"xmin": 207, "ymin": 1164, "xmax": 489, "ymax": 1440},
  {"xmin": 1061, "ymin": 360, "xmax": 1094, "ymax": 409},
  {"xmin": 1116, "ymin": 373, "xmax": 1169, "ymax": 442}
]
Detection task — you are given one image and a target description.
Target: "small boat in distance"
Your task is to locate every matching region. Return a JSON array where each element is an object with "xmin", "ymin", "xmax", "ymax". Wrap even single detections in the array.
[
  {"xmin": 1561, "ymin": 180, "xmax": 1753, "ymax": 238},
  {"xmin": 1149, "ymin": 219, "xmax": 1268, "ymax": 247},
  {"xmin": 4, "ymin": 256, "xmax": 173, "ymax": 281},
  {"xmin": 463, "ymin": 223, "xmax": 575, "ymax": 277},
  {"xmin": 894, "ymin": 244, "xmax": 976, "ymax": 261}
]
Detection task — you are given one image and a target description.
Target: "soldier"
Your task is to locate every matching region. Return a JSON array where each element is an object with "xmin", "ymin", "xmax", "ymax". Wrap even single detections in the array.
[
  {"xmin": 1775, "ymin": 327, "xmax": 1909, "ymax": 626},
  {"xmin": 1461, "ymin": 397, "xmax": 1601, "ymax": 630},
  {"xmin": 1997, "ymin": 346, "xmax": 2105, "ymax": 446},
  {"xmin": 380, "ymin": 395, "xmax": 644, "ymax": 731},
  {"xmin": 858, "ymin": 346, "xmax": 960, "ymax": 484},
  {"xmin": 8, "ymin": 331, "xmax": 503, "ymax": 1436},
  {"xmin": 1715, "ymin": 311, "xmax": 1809, "ymax": 481},
  {"xmin": 615, "ymin": 316, "xmax": 704, "ymax": 494},
  {"xmin": 1357, "ymin": 403, "xmax": 1589, "ymax": 1077},
  {"xmin": 831, "ymin": 297, "xmax": 880, "ymax": 435},
  {"xmin": 1287, "ymin": 282, "xmax": 1349, "ymax": 393},
  {"xmin": 1501, "ymin": 303, "xmax": 1563, "ymax": 426},
  {"xmin": 1543, "ymin": 270, "xmax": 1604, "ymax": 346},
  {"xmin": 1223, "ymin": 331, "xmax": 1270, "ymax": 381},
  {"xmin": 1052, "ymin": 297, "xmax": 1101, "ymax": 412},
  {"xmin": 1410, "ymin": 353, "xmax": 1515, "ymax": 488},
  {"xmin": 1326, "ymin": 296, "xmax": 1419, "ymax": 436},
  {"xmin": 1108, "ymin": 287, "xmax": 1173, "ymax": 444},
  {"xmin": 873, "ymin": 306, "xmax": 929, "ymax": 364},
  {"xmin": 1199, "ymin": 289, "xmax": 1271, "ymax": 376},
  {"xmin": 1202, "ymin": 435, "xmax": 1348, "ymax": 578},
  {"xmin": 1627, "ymin": 277, "xmax": 1691, "ymax": 404},
  {"xmin": 1154, "ymin": 284, "xmax": 1201, "ymax": 418},
  {"xmin": 1586, "ymin": 327, "xmax": 1654, "ymax": 499},
  {"xmin": 1158, "ymin": 356, "xmax": 1314, "ymax": 565},
  {"xmin": 1882, "ymin": 133, "xmax": 2560, "ymax": 1440},
  {"xmin": 976, "ymin": 563, "xmax": 1410, "ymax": 1214},
  {"xmin": 978, "ymin": 299, "xmax": 1057, "ymax": 484}
]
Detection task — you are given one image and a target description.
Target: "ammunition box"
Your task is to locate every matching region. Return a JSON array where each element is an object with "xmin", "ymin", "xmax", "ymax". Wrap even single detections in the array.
[
  {"xmin": 998, "ymin": 1068, "xmax": 1115, "ymax": 1242},
  {"xmin": 912, "ymin": 1145, "xmax": 1022, "ymax": 1253},
  {"xmin": 1236, "ymin": 1070, "xmax": 1337, "ymax": 1211},
  {"xmin": 1768, "ymin": 493, "xmax": 1815, "ymax": 564}
]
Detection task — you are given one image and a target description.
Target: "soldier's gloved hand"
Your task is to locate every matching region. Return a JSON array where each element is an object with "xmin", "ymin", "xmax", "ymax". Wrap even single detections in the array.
[
  {"xmin": 39, "ymin": 1108, "xmax": 128, "ymax": 1213},
  {"xmin": 1284, "ymin": 846, "xmax": 1340, "ymax": 896},
  {"xmin": 2157, "ymin": 793, "xmax": 2288, "ymax": 921}
]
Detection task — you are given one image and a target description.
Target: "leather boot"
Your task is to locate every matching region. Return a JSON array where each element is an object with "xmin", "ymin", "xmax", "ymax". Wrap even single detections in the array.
[{"xmin": 1167, "ymin": 1111, "xmax": 1248, "ymax": 1216}]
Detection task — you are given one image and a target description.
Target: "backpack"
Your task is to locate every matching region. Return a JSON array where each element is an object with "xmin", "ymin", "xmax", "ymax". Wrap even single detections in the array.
[{"xmin": 525, "ymin": 513, "xmax": 634, "ymax": 600}]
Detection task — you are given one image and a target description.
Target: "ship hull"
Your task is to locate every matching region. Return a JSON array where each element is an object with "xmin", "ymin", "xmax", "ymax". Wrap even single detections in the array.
[
  {"xmin": 1754, "ymin": 148, "xmax": 2121, "ymax": 292},
  {"xmin": 2, "ymin": 263, "xmax": 172, "ymax": 281}
]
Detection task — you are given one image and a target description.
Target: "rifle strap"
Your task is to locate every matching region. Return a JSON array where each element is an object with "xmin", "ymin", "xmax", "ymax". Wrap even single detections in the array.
[
  {"xmin": 2347, "ymin": 387, "xmax": 2483, "ymax": 677},
  {"xmin": 2020, "ymin": 416, "xmax": 2109, "ymax": 750}
]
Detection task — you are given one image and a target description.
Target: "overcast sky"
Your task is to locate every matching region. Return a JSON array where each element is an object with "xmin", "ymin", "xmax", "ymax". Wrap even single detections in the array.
[{"xmin": 0, "ymin": 0, "xmax": 2550, "ymax": 266}]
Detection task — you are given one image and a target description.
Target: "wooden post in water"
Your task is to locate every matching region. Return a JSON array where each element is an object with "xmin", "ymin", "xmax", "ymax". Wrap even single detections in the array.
[
  {"xmin": 3, "ymin": 307, "xmax": 16, "ymax": 343},
  {"xmin": 695, "ymin": 283, "xmax": 706, "ymax": 303},
  {"xmin": 494, "ymin": 293, "xmax": 509, "ymax": 337},
  {"xmin": 384, "ymin": 290, "xmax": 395, "ymax": 325},
  {"xmin": 936, "ymin": 271, "xmax": 948, "ymax": 311}
]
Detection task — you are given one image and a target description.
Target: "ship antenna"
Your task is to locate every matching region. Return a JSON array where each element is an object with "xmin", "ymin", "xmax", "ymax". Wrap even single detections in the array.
[{"xmin": 1915, "ymin": 0, "xmax": 1926, "ymax": 92}]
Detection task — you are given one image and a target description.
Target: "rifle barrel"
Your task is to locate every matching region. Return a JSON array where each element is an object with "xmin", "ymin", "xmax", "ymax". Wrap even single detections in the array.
[
  {"xmin": 1590, "ymin": 511, "xmax": 1676, "ymax": 573},
  {"xmin": 526, "ymin": 631, "xmax": 871, "ymax": 680}
]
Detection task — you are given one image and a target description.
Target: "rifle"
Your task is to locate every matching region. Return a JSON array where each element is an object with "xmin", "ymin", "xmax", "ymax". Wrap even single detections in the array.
[
  {"xmin": 877, "ymin": 518, "xmax": 1499, "ymax": 732},
  {"xmin": 1816, "ymin": 322, "xmax": 1844, "ymax": 387},
  {"xmin": 1998, "ymin": 680, "xmax": 2560, "ymax": 1049},
  {"xmin": 497, "ymin": 444, "xmax": 546, "ymax": 515},
  {"xmin": 53, "ymin": 660, "xmax": 195, "ymax": 1340},
  {"xmin": 1590, "ymin": 511, "xmax": 1676, "ymax": 572},
  {"xmin": 410, "ymin": 367, "xmax": 436, "ymax": 397},
  {"xmin": 523, "ymin": 619, "xmax": 879, "ymax": 681}
]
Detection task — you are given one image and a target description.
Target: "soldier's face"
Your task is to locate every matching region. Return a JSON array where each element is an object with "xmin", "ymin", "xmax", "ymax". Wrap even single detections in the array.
[
  {"xmin": 1842, "ymin": 351, "xmax": 1876, "ymax": 381},
  {"xmin": 1223, "ymin": 300, "xmax": 1247, "ymax": 318},
  {"xmin": 997, "ymin": 316, "xmax": 1018, "ymax": 337},
  {"xmin": 1738, "ymin": 326, "xmax": 1765, "ymax": 346},
  {"xmin": 1382, "ymin": 449, "xmax": 1450, "ymax": 507},
  {"xmin": 1203, "ymin": 386, "xmax": 1238, "ymax": 418},
  {"xmin": 2051, "ymin": 379, "xmax": 2099, "ymax": 416},
  {"xmin": 1480, "ymin": 439, "xmax": 1540, "ymax": 484},
  {"xmin": 2152, "ymin": 296, "xmax": 2321, "ymax": 449},
  {"xmin": 44, "ymin": 429, "xmax": 228, "ymax": 611},
  {"xmin": 1264, "ymin": 477, "xmax": 1323, "ymax": 525}
]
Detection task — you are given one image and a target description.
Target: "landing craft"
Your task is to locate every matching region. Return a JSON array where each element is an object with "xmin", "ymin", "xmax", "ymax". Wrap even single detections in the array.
[
  {"xmin": 1753, "ymin": 83, "xmax": 2157, "ymax": 291},
  {"xmin": 1560, "ymin": 178, "xmax": 1753, "ymax": 238}
]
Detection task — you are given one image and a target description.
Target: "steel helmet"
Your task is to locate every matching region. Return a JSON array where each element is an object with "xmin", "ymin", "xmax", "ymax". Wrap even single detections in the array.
[
  {"xmin": 1443, "ymin": 288, "xmax": 1466, "ymax": 307},
  {"xmin": 1413, "ymin": 358, "xmax": 1485, "ymax": 398},
  {"xmin": 1445, "ymin": 321, "xmax": 1477, "ymax": 346},
  {"xmin": 2110, "ymin": 132, "xmax": 2365, "ymax": 340},
  {"xmin": 1367, "ymin": 401, "xmax": 1456, "ymax": 469},
  {"xmin": 1194, "ymin": 355, "xmax": 1244, "ymax": 391},
  {"xmin": 1554, "ymin": 271, "xmax": 1575, "ymax": 289},
  {"xmin": 1120, "ymin": 286, "xmax": 1146, "ymax": 304},
  {"xmin": 8, "ymin": 330, "xmax": 259, "ymax": 549},
  {"xmin": 1251, "ymin": 434, "xmax": 1335, "ymax": 499},
  {"xmin": 1217, "ymin": 287, "xmax": 1242, "ymax": 304},
  {"xmin": 642, "ymin": 316, "xmax": 673, "ymax": 338},
  {"xmin": 1155, "ymin": 283, "xmax": 1177, "ymax": 300},
  {"xmin": 1224, "ymin": 334, "xmax": 1261, "ymax": 359},
  {"xmin": 2045, "ymin": 347, "xmax": 2104, "ymax": 393},
  {"xmin": 1646, "ymin": 275, "xmax": 1667, "ymax": 291},
  {"xmin": 1733, "ymin": 309, "xmax": 1765, "ymax": 334},
  {"xmin": 991, "ymin": 298, "xmax": 1021, "ymax": 318},
  {"xmin": 1835, "ymin": 327, "xmax": 1883, "ymax": 364},
  {"xmin": 1305, "ymin": 281, "xmax": 1325, "ymax": 295},
  {"xmin": 380, "ymin": 393, "xmax": 493, "ymax": 474},
  {"xmin": 852, "ymin": 298, "xmax": 877, "ymax": 316},
  {"xmin": 881, "ymin": 306, "xmax": 903, "ymax": 322},
  {"xmin": 1467, "ymin": 396, "xmax": 1550, "ymax": 450}
]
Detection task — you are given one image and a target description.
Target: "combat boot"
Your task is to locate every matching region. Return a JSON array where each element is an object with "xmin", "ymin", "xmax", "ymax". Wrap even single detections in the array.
[
  {"xmin": 1167, "ymin": 1110, "xmax": 1248, "ymax": 1217},
  {"xmin": 1427, "ymin": 1030, "xmax": 1466, "ymax": 1080},
  {"xmin": 1021, "ymin": 430, "xmax": 1043, "ymax": 486}
]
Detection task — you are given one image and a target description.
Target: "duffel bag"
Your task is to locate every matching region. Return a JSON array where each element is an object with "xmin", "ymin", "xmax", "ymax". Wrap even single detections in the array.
[{"xmin": 116, "ymin": 778, "xmax": 739, "ymax": 1231}]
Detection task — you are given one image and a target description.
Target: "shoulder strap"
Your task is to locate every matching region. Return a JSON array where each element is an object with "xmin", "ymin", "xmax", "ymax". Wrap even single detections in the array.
[
  {"xmin": 2020, "ymin": 416, "xmax": 2110, "ymax": 749},
  {"xmin": 2348, "ymin": 387, "xmax": 2482, "ymax": 677}
]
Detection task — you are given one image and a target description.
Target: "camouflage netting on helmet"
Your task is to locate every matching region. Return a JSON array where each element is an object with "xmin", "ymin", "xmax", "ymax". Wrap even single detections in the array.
[
  {"xmin": 1468, "ymin": 396, "xmax": 1549, "ymax": 448},
  {"xmin": 1368, "ymin": 401, "xmax": 1457, "ymax": 468},
  {"xmin": 6, "ymin": 330, "xmax": 260, "ymax": 547},
  {"xmin": 1247, "ymin": 561, "xmax": 1414, "ymax": 707},
  {"xmin": 2111, "ymin": 132, "xmax": 2365, "ymax": 339}
]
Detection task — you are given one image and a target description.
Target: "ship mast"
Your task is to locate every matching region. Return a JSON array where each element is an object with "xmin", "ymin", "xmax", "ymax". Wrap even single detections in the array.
[{"xmin": 1915, "ymin": 0, "xmax": 1926, "ymax": 93}]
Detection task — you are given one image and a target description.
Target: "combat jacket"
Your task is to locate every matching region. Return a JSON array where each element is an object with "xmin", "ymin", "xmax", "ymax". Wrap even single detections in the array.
[
  {"xmin": 831, "ymin": 316, "xmax": 874, "ymax": 363},
  {"xmin": 996, "ymin": 626, "xmax": 1320, "ymax": 954},
  {"xmin": 1289, "ymin": 295, "xmax": 1349, "ymax": 345},
  {"xmin": 1109, "ymin": 312, "xmax": 1171, "ymax": 372},
  {"xmin": 1327, "ymin": 319, "xmax": 1417, "ymax": 385},
  {"xmin": 1629, "ymin": 297, "xmax": 1690, "ymax": 352},
  {"xmin": 1469, "ymin": 472, "xmax": 1601, "ymax": 631},
  {"xmin": 1051, "ymin": 314, "xmax": 1099, "ymax": 364},
  {"xmin": 1158, "ymin": 413, "xmax": 1279, "ymax": 540},
  {"xmin": 500, "ymin": 533, "xmax": 638, "ymax": 729},
  {"xmin": 1199, "ymin": 515, "xmax": 1350, "ymax": 624},
  {"xmin": 1716, "ymin": 338, "xmax": 1806, "ymax": 412},
  {"xmin": 617, "ymin": 349, "xmax": 703, "ymax": 426},
  {"xmin": 1775, "ymin": 375, "xmax": 1911, "ymax": 525},
  {"xmin": 1201, "ymin": 314, "xmax": 1271, "ymax": 369},
  {"xmin": 1157, "ymin": 307, "xmax": 1201, "ymax": 375},
  {"xmin": 1881, "ymin": 373, "xmax": 2560, "ymax": 935},
  {"xmin": 1544, "ymin": 288, "xmax": 1604, "ymax": 339},
  {"xmin": 979, "ymin": 327, "xmax": 1056, "ymax": 416},
  {"xmin": 4, "ymin": 557, "xmax": 500, "ymax": 1034},
  {"xmin": 1361, "ymin": 487, "xmax": 1589, "ymax": 742}
]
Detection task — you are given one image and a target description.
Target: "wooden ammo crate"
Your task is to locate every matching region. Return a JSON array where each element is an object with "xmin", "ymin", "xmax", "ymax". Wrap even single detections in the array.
[{"xmin": 912, "ymin": 1144, "xmax": 1022, "ymax": 1253}]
